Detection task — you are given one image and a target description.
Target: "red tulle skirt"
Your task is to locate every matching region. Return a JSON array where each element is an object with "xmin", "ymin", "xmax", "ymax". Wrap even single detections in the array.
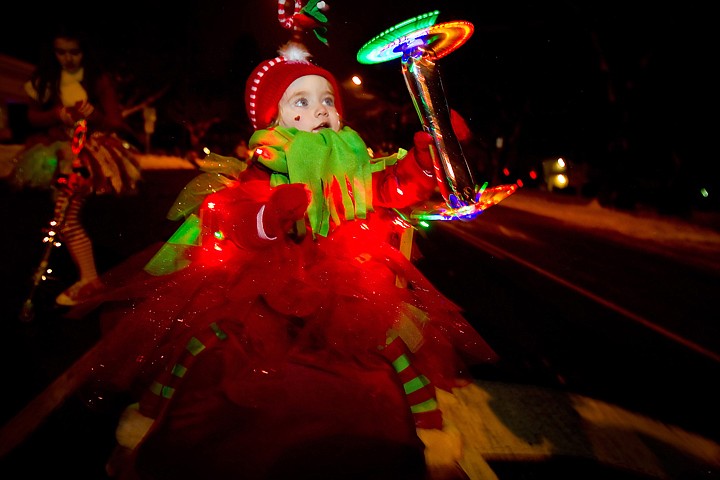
[{"xmin": 88, "ymin": 217, "xmax": 497, "ymax": 478}]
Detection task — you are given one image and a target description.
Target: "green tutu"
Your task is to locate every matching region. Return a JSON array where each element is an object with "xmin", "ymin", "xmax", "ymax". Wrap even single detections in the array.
[{"xmin": 9, "ymin": 141, "xmax": 65, "ymax": 189}]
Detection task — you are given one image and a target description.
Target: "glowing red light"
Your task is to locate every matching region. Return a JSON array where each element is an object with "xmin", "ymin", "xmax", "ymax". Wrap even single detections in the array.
[{"xmin": 71, "ymin": 119, "xmax": 87, "ymax": 154}]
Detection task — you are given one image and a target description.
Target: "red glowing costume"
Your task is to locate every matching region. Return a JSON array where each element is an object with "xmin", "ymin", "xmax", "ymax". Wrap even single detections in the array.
[{"xmin": 98, "ymin": 126, "xmax": 497, "ymax": 479}]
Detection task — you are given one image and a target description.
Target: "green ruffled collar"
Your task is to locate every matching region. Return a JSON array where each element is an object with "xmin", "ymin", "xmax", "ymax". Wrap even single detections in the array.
[{"xmin": 249, "ymin": 126, "xmax": 374, "ymax": 237}]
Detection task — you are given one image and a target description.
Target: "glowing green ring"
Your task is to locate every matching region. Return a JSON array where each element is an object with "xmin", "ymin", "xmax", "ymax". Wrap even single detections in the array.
[{"xmin": 357, "ymin": 11, "xmax": 440, "ymax": 64}]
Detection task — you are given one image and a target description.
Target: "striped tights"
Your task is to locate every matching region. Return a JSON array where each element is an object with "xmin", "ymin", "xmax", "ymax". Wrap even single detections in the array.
[{"xmin": 54, "ymin": 191, "xmax": 98, "ymax": 283}]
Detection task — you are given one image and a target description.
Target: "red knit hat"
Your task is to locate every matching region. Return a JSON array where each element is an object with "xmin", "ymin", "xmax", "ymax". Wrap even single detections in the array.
[{"xmin": 245, "ymin": 42, "xmax": 344, "ymax": 130}]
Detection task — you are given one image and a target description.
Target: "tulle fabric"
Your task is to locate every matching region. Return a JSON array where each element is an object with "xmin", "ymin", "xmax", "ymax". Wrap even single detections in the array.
[
  {"xmin": 134, "ymin": 343, "xmax": 428, "ymax": 479},
  {"xmin": 6, "ymin": 141, "xmax": 63, "ymax": 188},
  {"xmin": 9, "ymin": 131, "xmax": 141, "ymax": 195},
  {"xmin": 87, "ymin": 211, "xmax": 497, "ymax": 397},
  {"xmin": 84, "ymin": 180, "xmax": 498, "ymax": 478}
]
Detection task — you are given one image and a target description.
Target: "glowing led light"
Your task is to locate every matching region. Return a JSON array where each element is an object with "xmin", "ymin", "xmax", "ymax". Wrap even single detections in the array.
[
  {"xmin": 393, "ymin": 217, "xmax": 412, "ymax": 229},
  {"xmin": 410, "ymin": 184, "xmax": 517, "ymax": 222},
  {"xmin": 71, "ymin": 119, "xmax": 87, "ymax": 155},
  {"xmin": 358, "ymin": 13, "xmax": 517, "ymax": 222},
  {"xmin": 358, "ymin": 14, "xmax": 474, "ymax": 65},
  {"xmin": 357, "ymin": 11, "xmax": 440, "ymax": 64}
]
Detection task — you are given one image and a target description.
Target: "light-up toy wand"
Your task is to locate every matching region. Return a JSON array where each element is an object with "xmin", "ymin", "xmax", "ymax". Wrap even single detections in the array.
[{"xmin": 357, "ymin": 11, "xmax": 517, "ymax": 222}]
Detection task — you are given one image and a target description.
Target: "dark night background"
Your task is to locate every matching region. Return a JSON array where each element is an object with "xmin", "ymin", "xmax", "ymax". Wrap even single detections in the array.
[
  {"xmin": 1, "ymin": 0, "xmax": 717, "ymax": 214},
  {"xmin": 0, "ymin": 5, "xmax": 719, "ymax": 477}
]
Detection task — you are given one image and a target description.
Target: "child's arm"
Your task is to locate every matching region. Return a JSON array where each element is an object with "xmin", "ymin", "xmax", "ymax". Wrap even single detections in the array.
[
  {"xmin": 373, "ymin": 131, "xmax": 438, "ymax": 208},
  {"xmin": 200, "ymin": 182, "xmax": 309, "ymax": 251}
]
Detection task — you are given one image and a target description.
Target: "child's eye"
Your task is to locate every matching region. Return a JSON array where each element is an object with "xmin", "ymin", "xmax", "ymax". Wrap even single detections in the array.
[
  {"xmin": 322, "ymin": 97, "xmax": 335, "ymax": 107},
  {"xmin": 54, "ymin": 49, "xmax": 82, "ymax": 56},
  {"xmin": 294, "ymin": 98, "xmax": 309, "ymax": 108}
]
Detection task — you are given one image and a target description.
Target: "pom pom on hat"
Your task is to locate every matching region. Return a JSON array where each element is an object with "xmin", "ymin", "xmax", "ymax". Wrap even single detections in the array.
[{"xmin": 245, "ymin": 41, "xmax": 343, "ymax": 130}]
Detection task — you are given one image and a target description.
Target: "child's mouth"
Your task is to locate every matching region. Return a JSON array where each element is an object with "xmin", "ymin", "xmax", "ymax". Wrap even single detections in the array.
[{"xmin": 313, "ymin": 122, "xmax": 330, "ymax": 132}]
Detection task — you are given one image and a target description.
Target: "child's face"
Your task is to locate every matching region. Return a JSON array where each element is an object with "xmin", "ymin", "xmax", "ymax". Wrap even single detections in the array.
[
  {"xmin": 54, "ymin": 37, "xmax": 83, "ymax": 74},
  {"xmin": 277, "ymin": 75, "xmax": 341, "ymax": 133}
]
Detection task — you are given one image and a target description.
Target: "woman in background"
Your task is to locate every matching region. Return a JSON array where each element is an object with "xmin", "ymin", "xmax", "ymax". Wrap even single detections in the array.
[{"xmin": 11, "ymin": 25, "xmax": 142, "ymax": 306}]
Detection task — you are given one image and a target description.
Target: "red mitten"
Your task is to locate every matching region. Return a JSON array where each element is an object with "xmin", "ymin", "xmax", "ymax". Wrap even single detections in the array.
[
  {"xmin": 262, "ymin": 183, "xmax": 311, "ymax": 238},
  {"xmin": 411, "ymin": 131, "xmax": 436, "ymax": 172},
  {"xmin": 374, "ymin": 131, "xmax": 438, "ymax": 208}
]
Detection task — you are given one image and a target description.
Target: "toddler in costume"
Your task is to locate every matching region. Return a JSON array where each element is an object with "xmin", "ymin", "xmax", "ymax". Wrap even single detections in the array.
[{"xmin": 100, "ymin": 40, "xmax": 498, "ymax": 479}]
